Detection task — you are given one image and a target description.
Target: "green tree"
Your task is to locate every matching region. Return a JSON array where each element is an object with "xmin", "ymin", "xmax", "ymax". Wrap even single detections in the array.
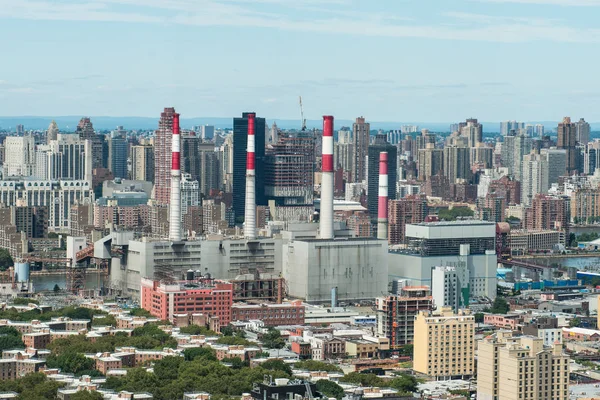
[
  {"xmin": 0, "ymin": 249, "xmax": 13, "ymax": 271},
  {"xmin": 389, "ymin": 374, "xmax": 418, "ymax": 394},
  {"xmin": 128, "ymin": 308, "xmax": 152, "ymax": 317},
  {"xmin": 474, "ymin": 313, "xmax": 484, "ymax": 323},
  {"xmin": 71, "ymin": 391, "xmax": 105, "ymax": 400},
  {"xmin": 295, "ymin": 360, "xmax": 343, "ymax": 373},
  {"xmin": 179, "ymin": 325, "xmax": 219, "ymax": 336},
  {"xmin": 569, "ymin": 317, "xmax": 581, "ymax": 327},
  {"xmin": 46, "ymin": 351, "xmax": 96, "ymax": 374},
  {"xmin": 261, "ymin": 328, "xmax": 285, "ymax": 349},
  {"xmin": 92, "ymin": 314, "xmax": 117, "ymax": 327},
  {"xmin": 489, "ymin": 297, "xmax": 510, "ymax": 314},
  {"xmin": 183, "ymin": 347, "xmax": 217, "ymax": 361},
  {"xmin": 222, "ymin": 356, "xmax": 247, "ymax": 369},
  {"xmin": 0, "ymin": 326, "xmax": 24, "ymax": 351},
  {"xmin": 216, "ymin": 336, "xmax": 255, "ymax": 346},
  {"xmin": 53, "ymin": 284, "xmax": 60, "ymax": 293},
  {"xmin": 261, "ymin": 359, "xmax": 292, "ymax": 375},
  {"xmin": 316, "ymin": 380, "xmax": 345, "ymax": 400},
  {"xmin": 153, "ymin": 356, "xmax": 183, "ymax": 380},
  {"xmin": 340, "ymin": 373, "xmax": 384, "ymax": 387},
  {"xmin": 397, "ymin": 344, "xmax": 413, "ymax": 357}
]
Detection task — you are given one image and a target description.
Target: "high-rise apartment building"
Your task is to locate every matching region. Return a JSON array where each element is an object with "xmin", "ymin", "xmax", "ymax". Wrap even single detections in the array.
[
  {"xmin": 35, "ymin": 134, "xmax": 93, "ymax": 182},
  {"xmin": 502, "ymin": 131, "xmax": 532, "ymax": 181},
  {"xmin": 477, "ymin": 331, "xmax": 569, "ymax": 400},
  {"xmin": 388, "ymin": 195, "xmax": 428, "ymax": 244},
  {"xmin": 415, "ymin": 129, "xmax": 436, "ymax": 151},
  {"xmin": 500, "ymin": 120, "xmax": 524, "ymax": 136},
  {"xmin": 198, "ymin": 142, "xmax": 221, "ymax": 197},
  {"xmin": 528, "ymin": 194, "xmax": 570, "ymax": 237},
  {"xmin": 557, "ymin": 117, "xmax": 578, "ymax": 174},
  {"xmin": 571, "ymin": 188, "xmax": 600, "ymax": 224},
  {"xmin": 233, "ymin": 112, "xmax": 266, "ymax": 220},
  {"xmin": 367, "ymin": 135, "xmax": 397, "ymax": 221},
  {"xmin": 576, "ymin": 117, "xmax": 591, "ymax": 144},
  {"xmin": 220, "ymin": 135, "xmax": 234, "ymax": 192},
  {"xmin": 376, "ymin": 287, "xmax": 433, "ymax": 347},
  {"xmin": 47, "ymin": 120, "xmax": 59, "ymax": 144},
  {"xmin": 131, "ymin": 145, "xmax": 154, "ymax": 182},
  {"xmin": 417, "ymin": 144, "xmax": 443, "ymax": 182},
  {"xmin": 471, "ymin": 144, "xmax": 493, "ymax": 169},
  {"xmin": 351, "ymin": 117, "xmax": 370, "ymax": 183},
  {"xmin": 535, "ymin": 124, "xmax": 545, "ymax": 138},
  {"xmin": 15, "ymin": 124, "xmax": 24, "ymax": 136},
  {"xmin": 154, "ymin": 107, "xmax": 177, "ymax": 204},
  {"xmin": 584, "ymin": 141, "xmax": 600, "ymax": 174},
  {"xmin": 459, "ymin": 118, "xmax": 482, "ymax": 147},
  {"xmin": 521, "ymin": 151, "xmax": 549, "ymax": 207},
  {"xmin": 107, "ymin": 135, "xmax": 128, "ymax": 179},
  {"xmin": 200, "ymin": 125, "xmax": 215, "ymax": 140},
  {"xmin": 443, "ymin": 145, "xmax": 471, "ymax": 184},
  {"xmin": 181, "ymin": 133, "xmax": 200, "ymax": 181},
  {"xmin": 76, "ymin": 117, "xmax": 104, "ymax": 170},
  {"xmin": 413, "ymin": 308, "xmax": 475, "ymax": 380},
  {"xmin": 3, "ymin": 135, "xmax": 35, "ymax": 177}
]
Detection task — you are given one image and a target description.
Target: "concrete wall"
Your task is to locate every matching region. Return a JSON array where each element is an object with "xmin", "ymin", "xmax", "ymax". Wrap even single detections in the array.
[{"xmin": 283, "ymin": 238, "xmax": 388, "ymax": 302}]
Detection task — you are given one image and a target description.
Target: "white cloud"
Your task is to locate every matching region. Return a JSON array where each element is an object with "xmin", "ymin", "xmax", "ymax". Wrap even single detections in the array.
[
  {"xmin": 475, "ymin": 0, "xmax": 600, "ymax": 5},
  {"xmin": 1, "ymin": 0, "xmax": 600, "ymax": 43}
]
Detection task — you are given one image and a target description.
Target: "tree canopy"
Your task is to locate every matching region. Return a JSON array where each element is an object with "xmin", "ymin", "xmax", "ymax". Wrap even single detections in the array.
[
  {"xmin": 0, "ymin": 249, "xmax": 14, "ymax": 271},
  {"xmin": 294, "ymin": 360, "xmax": 342, "ymax": 373}
]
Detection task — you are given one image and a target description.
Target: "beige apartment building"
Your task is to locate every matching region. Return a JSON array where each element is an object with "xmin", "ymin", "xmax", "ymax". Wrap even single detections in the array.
[
  {"xmin": 477, "ymin": 331, "xmax": 569, "ymax": 400},
  {"xmin": 413, "ymin": 307, "xmax": 475, "ymax": 380}
]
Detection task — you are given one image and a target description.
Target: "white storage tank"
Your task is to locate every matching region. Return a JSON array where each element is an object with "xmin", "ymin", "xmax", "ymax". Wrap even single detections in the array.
[{"xmin": 14, "ymin": 262, "xmax": 30, "ymax": 282}]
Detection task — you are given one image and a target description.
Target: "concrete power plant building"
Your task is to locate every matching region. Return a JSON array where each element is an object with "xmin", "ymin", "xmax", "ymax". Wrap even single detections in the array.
[
  {"xmin": 282, "ymin": 116, "xmax": 388, "ymax": 303},
  {"xmin": 389, "ymin": 220, "xmax": 497, "ymax": 300}
]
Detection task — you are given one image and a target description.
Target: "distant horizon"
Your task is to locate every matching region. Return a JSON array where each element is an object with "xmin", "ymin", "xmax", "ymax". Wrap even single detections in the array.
[{"xmin": 2, "ymin": 115, "xmax": 599, "ymax": 133}]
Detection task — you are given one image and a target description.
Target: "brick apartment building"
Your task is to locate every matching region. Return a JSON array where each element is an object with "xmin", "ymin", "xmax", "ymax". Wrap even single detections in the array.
[
  {"xmin": 231, "ymin": 301, "xmax": 305, "ymax": 327},
  {"xmin": 141, "ymin": 278, "xmax": 233, "ymax": 325}
]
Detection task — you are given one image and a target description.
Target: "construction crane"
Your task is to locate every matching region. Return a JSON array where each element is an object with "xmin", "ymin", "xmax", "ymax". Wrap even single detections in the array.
[{"xmin": 298, "ymin": 96, "xmax": 307, "ymax": 131}]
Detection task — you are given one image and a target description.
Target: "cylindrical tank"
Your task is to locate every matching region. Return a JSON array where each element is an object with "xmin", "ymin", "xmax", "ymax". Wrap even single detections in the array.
[
  {"xmin": 505, "ymin": 271, "xmax": 515, "ymax": 283},
  {"xmin": 568, "ymin": 267, "xmax": 578, "ymax": 280},
  {"xmin": 186, "ymin": 269, "xmax": 194, "ymax": 281},
  {"xmin": 14, "ymin": 262, "xmax": 29, "ymax": 282}
]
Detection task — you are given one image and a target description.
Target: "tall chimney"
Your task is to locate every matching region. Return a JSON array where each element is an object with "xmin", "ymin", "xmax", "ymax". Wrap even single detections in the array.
[
  {"xmin": 377, "ymin": 151, "xmax": 388, "ymax": 240},
  {"xmin": 169, "ymin": 112, "xmax": 182, "ymax": 242},
  {"xmin": 244, "ymin": 113, "xmax": 257, "ymax": 239},
  {"xmin": 320, "ymin": 115, "xmax": 334, "ymax": 239}
]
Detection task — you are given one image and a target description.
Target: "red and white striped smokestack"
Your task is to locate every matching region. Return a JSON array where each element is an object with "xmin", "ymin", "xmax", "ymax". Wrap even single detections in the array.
[
  {"xmin": 320, "ymin": 115, "xmax": 334, "ymax": 239},
  {"xmin": 377, "ymin": 151, "xmax": 388, "ymax": 240},
  {"xmin": 169, "ymin": 112, "xmax": 182, "ymax": 241},
  {"xmin": 244, "ymin": 113, "xmax": 256, "ymax": 239}
]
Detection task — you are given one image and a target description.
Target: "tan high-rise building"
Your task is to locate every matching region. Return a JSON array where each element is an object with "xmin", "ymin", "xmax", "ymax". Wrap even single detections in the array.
[
  {"xmin": 351, "ymin": 117, "xmax": 370, "ymax": 183},
  {"xmin": 417, "ymin": 144, "xmax": 443, "ymax": 181},
  {"xmin": 131, "ymin": 145, "xmax": 155, "ymax": 183},
  {"xmin": 477, "ymin": 331, "xmax": 569, "ymax": 400},
  {"xmin": 413, "ymin": 308, "xmax": 475, "ymax": 380}
]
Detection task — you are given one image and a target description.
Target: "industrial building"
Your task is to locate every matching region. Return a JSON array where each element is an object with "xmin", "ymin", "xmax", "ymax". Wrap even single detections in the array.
[
  {"xmin": 388, "ymin": 220, "xmax": 497, "ymax": 300},
  {"xmin": 281, "ymin": 116, "xmax": 388, "ymax": 303},
  {"xmin": 282, "ymin": 237, "xmax": 387, "ymax": 303}
]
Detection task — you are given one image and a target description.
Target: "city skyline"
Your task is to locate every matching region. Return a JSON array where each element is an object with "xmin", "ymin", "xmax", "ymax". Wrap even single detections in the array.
[{"xmin": 1, "ymin": 0, "xmax": 600, "ymax": 121}]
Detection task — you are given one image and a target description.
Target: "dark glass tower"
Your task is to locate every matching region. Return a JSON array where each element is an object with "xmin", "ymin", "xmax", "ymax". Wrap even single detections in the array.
[{"xmin": 233, "ymin": 112, "xmax": 266, "ymax": 220}]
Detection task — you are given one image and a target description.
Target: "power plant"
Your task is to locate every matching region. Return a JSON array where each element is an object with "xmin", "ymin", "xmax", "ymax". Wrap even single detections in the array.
[{"xmin": 77, "ymin": 112, "xmax": 389, "ymax": 304}]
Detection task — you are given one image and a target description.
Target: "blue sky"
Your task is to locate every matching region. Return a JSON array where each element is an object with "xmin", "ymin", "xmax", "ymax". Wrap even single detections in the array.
[{"xmin": 1, "ymin": 0, "xmax": 599, "ymax": 122}]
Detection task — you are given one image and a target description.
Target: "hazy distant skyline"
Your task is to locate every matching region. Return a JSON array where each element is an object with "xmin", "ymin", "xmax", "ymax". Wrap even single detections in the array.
[{"xmin": 1, "ymin": 0, "xmax": 599, "ymax": 121}]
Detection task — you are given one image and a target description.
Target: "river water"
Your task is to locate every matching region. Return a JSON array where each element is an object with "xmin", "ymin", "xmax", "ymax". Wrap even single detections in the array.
[{"xmin": 32, "ymin": 273, "xmax": 105, "ymax": 292}]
